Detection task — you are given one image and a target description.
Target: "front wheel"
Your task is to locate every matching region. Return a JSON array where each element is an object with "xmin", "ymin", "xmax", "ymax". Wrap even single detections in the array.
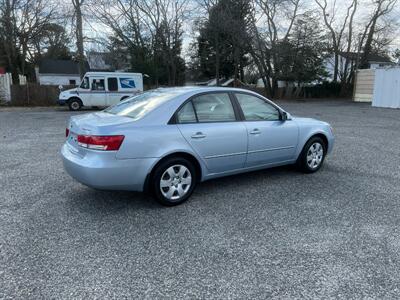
[
  {"xmin": 68, "ymin": 98, "xmax": 82, "ymax": 111},
  {"xmin": 297, "ymin": 137, "xmax": 326, "ymax": 173},
  {"xmin": 151, "ymin": 157, "xmax": 197, "ymax": 206}
]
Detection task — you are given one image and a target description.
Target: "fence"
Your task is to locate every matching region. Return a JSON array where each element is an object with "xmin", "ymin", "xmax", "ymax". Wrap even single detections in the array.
[
  {"xmin": 353, "ymin": 69, "xmax": 375, "ymax": 102},
  {"xmin": 246, "ymin": 82, "xmax": 349, "ymax": 100},
  {"xmin": 10, "ymin": 84, "xmax": 74, "ymax": 106},
  {"xmin": 0, "ymin": 73, "xmax": 13, "ymax": 103}
]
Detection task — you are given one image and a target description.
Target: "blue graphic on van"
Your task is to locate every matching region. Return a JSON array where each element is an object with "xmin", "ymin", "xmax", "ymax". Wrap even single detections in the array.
[{"xmin": 120, "ymin": 78, "xmax": 136, "ymax": 88}]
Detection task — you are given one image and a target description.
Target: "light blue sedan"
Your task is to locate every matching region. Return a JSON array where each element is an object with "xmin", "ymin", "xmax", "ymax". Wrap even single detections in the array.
[{"xmin": 62, "ymin": 87, "xmax": 334, "ymax": 205}]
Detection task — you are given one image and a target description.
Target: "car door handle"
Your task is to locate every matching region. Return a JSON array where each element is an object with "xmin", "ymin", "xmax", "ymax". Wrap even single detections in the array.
[
  {"xmin": 249, "ymin": 129, "xmax": 261, "ymax": 135},
  {"xmin": 191, "ymin": 132, "xmax": 206, "ymax": 139}
]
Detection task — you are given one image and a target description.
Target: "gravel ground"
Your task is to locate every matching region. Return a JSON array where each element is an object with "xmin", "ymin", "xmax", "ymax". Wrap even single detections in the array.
[{"xmin": 1, "ymin": 100, "xmax": 400, "ymax": 299}]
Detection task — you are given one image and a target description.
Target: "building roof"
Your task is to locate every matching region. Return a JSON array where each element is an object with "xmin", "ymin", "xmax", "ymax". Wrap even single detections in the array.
[
  {"xmin": 38, "ymin": 59, "xmax": 90, "ymax": 75},
  {"xmin": 339, "ymin": 52, "xmax": 392, "ymax": 63}
]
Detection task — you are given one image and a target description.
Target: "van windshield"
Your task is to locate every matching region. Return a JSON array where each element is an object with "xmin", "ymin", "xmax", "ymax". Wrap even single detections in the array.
[
  {"xmin": 104, "ymin": 90, "xmax": 179, "ymax": 120},
  {"xmin": 80, "ymin": 77, "xmax": 89, "ymax": 89}
]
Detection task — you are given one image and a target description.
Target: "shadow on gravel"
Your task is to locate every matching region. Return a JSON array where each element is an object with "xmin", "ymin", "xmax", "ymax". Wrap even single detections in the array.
[{"xmin": 65, "ymin": 164, "xmax": 300, "ymax": 214}]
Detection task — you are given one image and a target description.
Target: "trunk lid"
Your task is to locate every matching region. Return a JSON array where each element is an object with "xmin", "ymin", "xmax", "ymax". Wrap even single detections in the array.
[
  {"xmin": 66, "ymin": 112, "xmax": 132, "ymax": 156},
  {"xmin": 69, "ymin": 112, "xmax": 133, "ymax": 135}
]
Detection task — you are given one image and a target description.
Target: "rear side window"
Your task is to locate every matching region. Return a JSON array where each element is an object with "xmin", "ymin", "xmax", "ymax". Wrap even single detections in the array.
[
  {"xmin": 108, "ymin": 78, "xmax": 118, "ymax": 91},
  {"xmin": 192, "ymin": 93, "xmax": 235, "ymax": 122},
  {"xmin": 177, "ymin": 101, "xmax": 197, "ymax": 123},
  {"xmin": 104, "ymin": 90, "xmax": 180, "ymax": 121}
]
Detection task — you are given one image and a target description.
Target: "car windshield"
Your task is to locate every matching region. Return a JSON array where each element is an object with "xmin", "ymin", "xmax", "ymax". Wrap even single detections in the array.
[{"xmin": 104, "ymin": 90, "xmax": 179, "ymax": 120}]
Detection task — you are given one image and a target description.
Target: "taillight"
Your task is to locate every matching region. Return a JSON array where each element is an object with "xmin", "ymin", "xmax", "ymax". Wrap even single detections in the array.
[
  {"xmin": 77, "ymin": 135, "xmax": 125, "ymax": 151},
  {"xmin": 66, "ymin": 128, "xmax": 70, "ymax": 137}
]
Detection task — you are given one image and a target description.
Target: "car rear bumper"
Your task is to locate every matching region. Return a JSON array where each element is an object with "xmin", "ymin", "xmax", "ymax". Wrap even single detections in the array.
[{"xmin": 61, "ymin": 143, "xmax": 157, "ymax": 191}]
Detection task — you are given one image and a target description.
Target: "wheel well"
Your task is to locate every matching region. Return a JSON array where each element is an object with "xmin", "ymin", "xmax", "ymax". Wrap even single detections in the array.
[
  {"xmin": 144, "ymin": 152, "xmax": 202, "ymax": 193},
  {"xmin": 312, "ymin": 133, "xmax": 329, "ymax": 150},
  {"xmin": 297, "ymin": 133, "xmax": 329, "ymax": 163}
]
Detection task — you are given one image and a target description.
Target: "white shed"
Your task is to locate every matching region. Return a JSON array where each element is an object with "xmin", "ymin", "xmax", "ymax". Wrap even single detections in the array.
[
  {"xmin": 354, "ymin": 67, "xmax": 400, "ymax": 108},
  {"xmin": 372, "ymin": 68, "xmax": 400, "ymax": 109}
]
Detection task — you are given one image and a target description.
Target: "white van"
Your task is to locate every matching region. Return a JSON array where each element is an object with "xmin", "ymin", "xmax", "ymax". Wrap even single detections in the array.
[{"xmin": 58, "ymin": 72, "xmax": 143, "ymax": 111}]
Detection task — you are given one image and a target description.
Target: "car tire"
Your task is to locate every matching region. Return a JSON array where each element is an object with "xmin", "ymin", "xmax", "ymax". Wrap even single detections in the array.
[
  {"xmin": 151, "ymin": 157, "xmax": 197, "ymax": 206},
  {"xmin": 68, "ymin": 98, "xmax": 82, "ymax": 111},
  {"xmin": 297, "ymin": 136, "xmax": 326, "ymax": 173}
]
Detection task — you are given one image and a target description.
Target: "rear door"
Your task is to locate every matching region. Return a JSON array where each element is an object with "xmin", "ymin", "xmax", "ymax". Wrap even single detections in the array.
[
  {"xmin": 234, "ymin": 92, "xmax": 299, "ymax": 167},
  {"xmin": 176, "ymin": 92, "xmax": 247, "ymax": 174}
]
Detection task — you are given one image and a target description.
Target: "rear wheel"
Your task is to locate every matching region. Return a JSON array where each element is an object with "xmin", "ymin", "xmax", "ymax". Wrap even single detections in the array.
[
  {"xmin": 297, "ymin": 136, "xmax": 326, "ymax": 173},
  {"xmin": 151, "ymin": 157, "xmax": 197, "ymax": 206},
  {"xmin": 68, "ymin": 98, "xmax": 82, "ymax": 111}
]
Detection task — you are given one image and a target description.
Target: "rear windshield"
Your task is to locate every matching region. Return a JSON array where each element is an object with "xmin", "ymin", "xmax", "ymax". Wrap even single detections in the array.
[{"xmin": 104, "ymin": 90, "xmax": 179, "ymax": 120}]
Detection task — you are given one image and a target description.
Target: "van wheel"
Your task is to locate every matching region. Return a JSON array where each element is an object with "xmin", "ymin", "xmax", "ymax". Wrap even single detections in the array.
[{"xmin": 68, "ymin": 98, "xmax": 82, "ymax": 111}]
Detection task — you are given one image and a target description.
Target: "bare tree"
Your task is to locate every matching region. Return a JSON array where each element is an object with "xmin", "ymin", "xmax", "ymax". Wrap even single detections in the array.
[
  {"xmin": 135, "ymin": 0, "xmax": 189, "ymax": 85},
  {"xmin": 91, "ymin": 0, "xmax": 188, "ymax": 86},
  {"xmin": 0, "ymin": 0, "xmax": 55, "ymax": 81},
  {"xmin": 72, "ymin": 0, "xmax": 85, "ymax": 78},
  {"xmin": 359, "ymin": 0, "xmax": 397, "ymax": 68},
  {"xmin": 249, "ymin": 0, "xmax": 301, "ymax": 96},
  {"xmin": 314, "ymin": 0, "xmax": 358, "ymax": 83}
]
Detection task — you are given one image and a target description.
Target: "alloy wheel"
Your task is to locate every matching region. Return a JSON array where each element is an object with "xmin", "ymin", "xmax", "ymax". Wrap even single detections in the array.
[
  {"xmin": 160, "ymin": 164, "xmax": 192, "ymax": 201},
  {"xmin": 306, "ymin": 142, "xmax": 324, "ymax": 169}
]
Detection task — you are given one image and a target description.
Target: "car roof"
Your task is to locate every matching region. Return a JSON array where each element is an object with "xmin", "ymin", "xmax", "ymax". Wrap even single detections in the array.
[{"xmin": 152, "ymin": 86, "xmax": 259, "ymax": 97}]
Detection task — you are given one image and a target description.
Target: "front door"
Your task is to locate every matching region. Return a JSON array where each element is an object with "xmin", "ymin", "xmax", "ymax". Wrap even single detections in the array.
[
  {"xmin": 234, "ymin": 92, "xmax": 299, "ymax": 167},
  {"xmin": 176, "ymin": 92, "xmax": 247, "ymax": 173},
  {"xmin": 89, "ymin": 77, "xmax": 106, "ymax": 106}
]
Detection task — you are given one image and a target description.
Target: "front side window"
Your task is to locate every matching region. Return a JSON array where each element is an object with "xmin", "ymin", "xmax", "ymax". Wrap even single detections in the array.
[
  {"xmin": 192, "ymin": 93, "xmax": 235, "ymax": 122},
  {"xmin": 91, "ymin": 78, "xmax": 105, "ymax": 91},
  {"xmin": 104, "ymin": 90, "xmax": 180, "ymax": 121},
  {"xmin": 177, "ymin": 101, "xmax": 197, "ymax": 123},
  {"xmin": 80, "ymin": 77, "xmax": 89, "ymax": 89},
  {"xmin": 107, "ymin": 77, "xmax": 118, "ymax": 91},
  {"xmin": 235, "ymin": 93, "xmax": 280, "ymax": 121}
]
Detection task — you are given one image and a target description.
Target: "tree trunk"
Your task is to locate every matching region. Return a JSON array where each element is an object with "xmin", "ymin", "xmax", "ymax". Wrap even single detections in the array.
[
  {"xmin": 360, "ymin": 18, "xmax": 377, "ymax": 69},
  {"xmin": 215, "ymin": 34, "xmax": 220, "ymax": 86},
  {"xmin": 74, "ymin": 0, "xmax": 85, "ymax": 78},
  {"xmin": 333, "ymin": 52, "xmax": 339, "ymax": 82}
]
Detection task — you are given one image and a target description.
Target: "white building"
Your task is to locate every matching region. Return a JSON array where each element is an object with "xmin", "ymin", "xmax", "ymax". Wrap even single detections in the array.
[
  {"xmin": 324, "ymin": 52, "xmax": 393, "ymax": 81},
  {"xmin": 35, "ymin": 59, "xmax": 89, "ymax": 86}
]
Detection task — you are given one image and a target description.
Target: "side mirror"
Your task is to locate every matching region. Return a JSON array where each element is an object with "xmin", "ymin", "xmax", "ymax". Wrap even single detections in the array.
[{"xmin": 280, "ymin": 111, "xmax": 288, "ymax": 121}]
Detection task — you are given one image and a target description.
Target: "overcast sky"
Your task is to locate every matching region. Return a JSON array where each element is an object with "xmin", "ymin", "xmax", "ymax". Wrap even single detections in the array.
[{"xmin": 79, "ymin": 0, "xmax": 400, "ymax": 58}]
